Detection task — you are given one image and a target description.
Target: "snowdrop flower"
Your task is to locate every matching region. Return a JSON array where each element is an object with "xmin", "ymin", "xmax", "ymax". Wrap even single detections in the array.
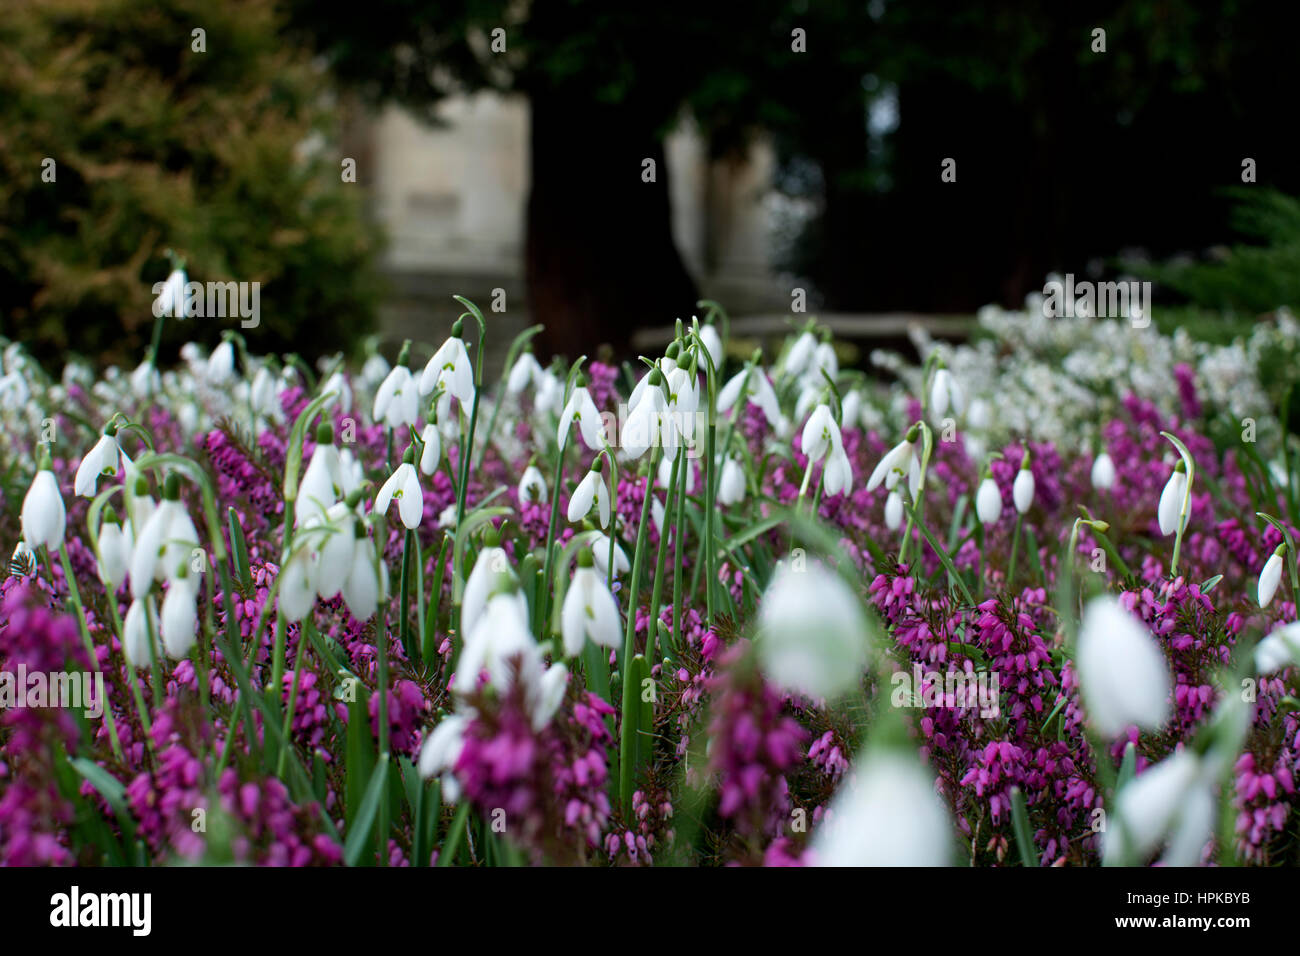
[
  {"xmin": 804, "ymin": 341, "xmax": 838, "ymax": 387},
  {"xmin": 160, "ymin": 574, "xmax": 199, "ymax": 659},
  {"xmin": 840, "ymin": 390, "xmax": 862, "ymax": 431},
  {"xmin": 507, "ymin": 349, "xmax": 544, "ymax": 394},
  {"xmin": 1104, "ymin": 749, "xmax": 1215, "ymax": 867},
  {"xmin": 783, "ymin": 330, "xmax": 817, "ymax": 378},
  {"xmin": 455, "ymin": 586, "xmax": 536, "ymax": 695},
  {"xmin": 308, "ymin": 502, "xmax": 357, "ymax": 600},
  {"xmin": 296, "ymin": 423, "xmax": 343, "ymax": 526},
  {"xmin": 518, "ymin": 464, "xmax": 547, "ymax": 505},
  {"xmin": 756, "ymin": 560, "xmax": 871, "ymax": 700},
  {"xmin": 419, "ymin": 423, "xmax": 442, "ymax": 476},
  {"xmin": 558, "ymin": 380, "xmax": 606, "ymax": 451},
  {"xmin": 717, "ymin": 457, "xmax": 746, "ymax": 506},
  {"xmin": 153, "ymin": 266, "xmax": 188, "ymax": 318},
  {"xmin": 867, "ymin": 426, "xmax": 921, "ymax": 498},
  {"xmin": 802, "ymin": 403, "xmax": 854, "ymax": 496},
  {"xmin": 96, "ymin": 513, "xmax": 131, "ymax": 590},
  {"xmin": 207, "ymin": 340, "xmax": 235, "ymax": 384},
  {"xmin": 372, "ymin": 345, "xmax": 420, "ymax": 430},
  {"xmin": 567, "ymin": 461, "xmax": 611, "ymax": 529},
  {"xmin": 622, "ymin": 370, "xmax": 666, "ymax": 459},
  {"xmin": 812, "ymin": 751, "xmax": 951, "ymax": 866},
  {"xmin": 130, "ymin": 359, "xmax": 160, "ymax": 399},
  {"xmin": 717, "ymin": 365, "xmax": 784, "ymax": 433},
  {"xmin": 375, "ymin": 448, "xmax": 424, "ymax": 531},
  {"xmin": 319, "ymin": 369, "xmax": 353, "ymax": 414},
  {"xmin": 529, "ymin": 663, "xmax": 569, "ymax": 731},
  {"xmin": 1012, "ymin": 457, "xmax": 1035, "ymax": 514},
  {"xmin": 21, "ymin": 457, "xmax": 66, "ymax": 552},
  {"xmin": 461, "ymin": 542, "xmax": 510, "ymax": 641},
  {"xmin": 275, "ymin": 544, "xmax": 315, "ymax": 623},
  {"xmin": 122, "ymin": 599, "xmax": 157, "ymax": 670},
  {"xmin": 1255, "ymin": 621, "xmax": 1300, "ymax": 674},
  {"xmin": 651, "ymin": 495, "xmax": 666, "ymax": 536},
  {"xmin": 591, "ymin": 533, "xmax": 630, "ymax": 578},
  {"xmin": 698, "ymin": 323, "xmax": 723, "ymax": 369},
  {"xmin": 561, "ymin": 550, "xmax": 622, "ymax": 657},
  {"xmin": 534, "ymin": 370, "xmax": 563, "ymax": 415},
  {"xmin": 975, "ymin": 475, "xmax": 1003, "ymax": 525},
  {"xmin": 361, "ymin": 351, "xmax": 390, "ymax": 389},
  {"xmin": 662, "ymin": 366, "xmax": 700, "ymax": 455},
  {"xmin": 1258, "ymin": 545, "xmax": 1285, "ymax": 608},
  {"xmin": 1157, "ymin": 461, "xmax": 1188, "ymax": 536},
  {"xmin": 884, "ymin": 490, "xmax": 904, "ymax": 530},
  {"xmin": 75, "ymin": 425, "xmax": 127, "ymax": 498},
  {"xmin": 929, "ymin": 367, "xmax": 965, "ymax": 419},
  {"xmin": 250, "ymin": 365, "xmax": 281, "ymax": 422},
  {"xmin": 341, "ymin": 526, "xmax": 387, "ymax": 621},
  {"xmin": 129, "ymin": 479, "xmax": 199, "ymax": 597},
  {"xmin": 1091, "ymin": 451, "xmax": 1116, "ymax": 490},
  {"xmin": 1076, "ymin": 596, "xmax": 1170, "ymax": 737},
  {"xmin": 420, "ymin": 325, "xmax": 474, "ymax": 403},
  {"xmin": 418, "ymin": 713, "xmax": 469, "ymax": 800},
  {"xmin": 658, "ymin": 454, "xmax": 695, "ymax": 493}
]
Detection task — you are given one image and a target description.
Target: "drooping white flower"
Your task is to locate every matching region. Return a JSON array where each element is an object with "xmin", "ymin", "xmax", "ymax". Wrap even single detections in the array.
[
  {"xmin": 1076, "ymin": 595, "xmax": 1171, "ymax": 737},
  {"xmin": 153, "ymin": 267, "xmax": 188, "ymax": 319},
  {"xmin": 97, "ymin": 519, "xmax": 131, "ymax": 590},
  {"xmin": 1258, "ymin": 546, "xmax": 1285, "ymax": 608},
  {"xmin": 122, "ymin": 598, "xmax": 157, "ymax": 669},
  {"xmin": 812, "ymin": 751, "xmax": 951, "ymax": 866},
  {"xmin": 518, "ymin": 464, "xmax": 547, "ymax": 505},
  {"xmin": 867, "ymin": 430, "xmax": 920, "ymax": 498},
  {"xmin": 529, "ymin": 663, "xmax": 569, "ymax": 731},
  {"xmin": 128, "ymin": 490, "xmax": 199, "ymax": 597},
  {"xmin": 341, "ymin": 529, "xmax": 386, "ymax": 621},
  {"xmin": 309, "ymin": 502, "xmax": 357, "ymax": 600},
  {"xmin": 698, "ymin": 324, "xmax": 723, "ymax": 370},
  {"xmin": 207, "ymin": 340, "xmax": 235, "ymax": 384},
  {"xmin": 534, "ymin": 370, "xmax": 563, "ymax": 415},
  {"xmin": 420, "ymin": 334, "xmax": 474, "ymax": 403},
  {"xmin": 1157, "ymin": 463, "xmax": 1189, "ymax": 536},
  {"xmin": 461, "ymin": 545, "xmax": 509, "ymax": 641},
  {"xmin": 507, "ymin": 350, "xmax": 544, "ymax": 394},
  {"xmin": 717, "ymin": 457, "xmax": 746, "ymax": 506},
  {"xmin": 160, "ymin": 575, "xmax": 199, "ymax": 659},
  {"xmin": 296, "ymin": 431, "xmax": 343, "ymax": 526},
  {"xmin": 561, "ymin": 554, "xmax": 622, "ymax": 657},
  {"xmin": 558, "ymin": 385, "xmax": 606, "ymax": 451},
  {"xmin": 1013, "ymin": 465, "xmax": 1035, "ymax": 514},
  {"xmin": 801, "ymin": 405, "xmax": 839, "ymax": 463},
  {"xmin": 75, "ymin": 429, "xmax": 127, "ymax": 498},
  {"xmin": 455, "ymin": 588, "xmax": 536, "ymax": 695},
  {"xmin": 277, "ymin": 545, "xmax": 317, "ymax": 623},
  {"xmin": 319, "ymin": 369, "xmax": 353, "ymax": 414},
  {"xmin": 840, "ymin": 390, "xmax": 862, "ymax": 431},
  {"xmin": 718, "ymin": 367, "xmax": 783, "ymax": 430},
  {"xmin": 1104, "ymin": 749, "xmax": 1215, "ymax": 866},
  {"xmin": 591, "ymin": 533, "xmax": 630, "ymax": 578},
  {"xmin": 375, "ymin": 457, "xmax": 423, "ymax": 530},
  {"xmin": 372, "ymin": 364, "xmax": 419, "ymax": 430},
  {"xmin": 975, "ymin": 476, "xmax": 1003, "ymax": 525},
  {"xmin": 1091, "ymin": 451, "xmax": 1116, "ymax": 490},
  {"xmin": 418, "ymin": 713, "xmax": 469, "ymax": 800},
  {"xmin": 1255, "ymin": 621, "xmax": 1300, "ymax": 674},
  {"xmin": 21, "ymin": 467, "xmax": 66, "ymax": 552},
  {"xmin": 567, "ymin": 467, "xmax": 610, "ymax": 529},
  {"xmin": 929, "ymin": 367, "xmax": 965, "ymax": 419},
  {"xmin": 884, "ymin": 490, "xmax": 904, "ymax": 530},
  {"xmin": 756, "ymin": 560, "xmax": 871, "ymax": 700},
  {"xmin": 419, "ymin": 423, "xmax": 442, "ymax": 476},
  {"xmin": 130, "ymin": 359, "xmax": 160, "ymax": 399},
  {"xmin": 783, "ymin": 330, "xmax": 817, "ymax": 378}
]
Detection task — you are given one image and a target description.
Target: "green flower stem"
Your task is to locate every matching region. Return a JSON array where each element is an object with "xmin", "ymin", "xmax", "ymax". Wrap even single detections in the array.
[
  {"xmin": 618, "ymin": 447, "xmax": 662, "ymax": 814},
  {"xmin": 1008, "ymin": 512, "xmax": 1023, "ymax": 589},
  {"xmin": 672, "ymin": 444, "xmax": 688, "ymax": 653},
  {"xmin": 276, "ymin": 622, "xmax": 310, "ymax": 777},
  {"xmin": 537, "ymin": 444, "xmax": 567, "ymax": 636},
  {"xmin": 56, "ymin": 544, "xmax": 124, "ymax": 762},
  {"xmin": 646, "ymin": 448, "xmax": 683, "ymax": 664},
  {"xmin": 105, "ymin": 594, "xmax": 154, "ymax": 759}
]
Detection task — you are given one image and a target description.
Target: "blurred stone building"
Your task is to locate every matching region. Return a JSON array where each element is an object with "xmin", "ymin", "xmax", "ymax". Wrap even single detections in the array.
[{"xmin": 345, "ymin": 92, "xmax": 789, "ymax": 358}]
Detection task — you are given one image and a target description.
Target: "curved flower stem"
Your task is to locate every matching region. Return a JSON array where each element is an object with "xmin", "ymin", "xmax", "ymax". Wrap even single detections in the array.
[
  {"xmin": 672, "ymin": 444, "xmax": 688, "ymax": 653},
  {"xmin": 56, "ymin": 544, "xmax": 124, "ymax": 762},
  {"xmin": 618, "ymin": 447, "xmax": 662, "ymax": 814},
  {"xmin": 647, "ymin": 448, "xmax": 682, "ymax": 664}
]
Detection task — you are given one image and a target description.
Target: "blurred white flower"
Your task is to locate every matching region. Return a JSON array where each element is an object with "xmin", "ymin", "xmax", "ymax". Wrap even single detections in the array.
[{"xmin": 1076, "ymin": 596, "xmax": 1170, "ymax": 737}]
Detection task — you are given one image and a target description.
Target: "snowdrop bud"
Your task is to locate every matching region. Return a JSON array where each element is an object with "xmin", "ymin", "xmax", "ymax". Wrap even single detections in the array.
[
  {"xmin": 1255, "ymin": 621, "xmax": 1300, "ymax": 674},
  {"xmin": 21, "ymin": 460, "xmax": 66, "ymax": 553},
  {"xmin": 1076, "ymin": 596, "xmax": 1171, "ymax": 737},
  {"xmin": 812, "ymin": 751, "xmax": 951, "ymax": 866},
  {"xmin": 122, "ymin": 599, "xmax": 156, "ymax": 669},
  {"xmin": 1258, "ymin": 545, "xmax": 1285, "ymax": 608},
  {"xmin": 1157, "ymin": 461, "xmax": 1188, "ymax": 537},
  {"xmin": 97, "ymin": 514, "xmax": 130, "ymax": 589},
  {"xmin": 160, "ymin": 575, "xmax": 199, "ymax": 659},
  {"xmin": 1091, "ymin": 451, "xmax": 1116, "ymax": 490},
  {"xmin": 419, "ymin": 423, "xmax": 442, "ymax": 476},
  {"xmin": 975, "ymin": 476, "xmax": 1003, "ymax": 525},
  {"xmin": 1013, "ymin": 454, "xmax": 1034, "ymax": 514},
  {"xmin": 560, "ymin": 550, "xmax": 622, "ymax": 657},
  {"xmin": 884, "ymin": 490, "xmax": 904, "ymax": 531},
  {"xmin": 698, "ymin": 324, "xmax": 723, "ymax": 370},
  {"xmin": 756, "ymin": 560, "xmax": 871, "ymax": 700},
  {"xmin": 207, "ymin": 340, "xmax": 235, "ymax": 384},
  {"xmin": 717, "ymin": 457, "xmax": 745, "ymax": 506},
  {"xmin": 518, "ymin": 464, "xmax": 547, "ymax": 505}
]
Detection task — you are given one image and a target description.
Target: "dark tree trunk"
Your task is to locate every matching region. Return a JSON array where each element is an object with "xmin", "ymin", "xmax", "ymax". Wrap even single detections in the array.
[{"xmin": 525, "ymin": 89, "xmax": 698, "ymax": 361}]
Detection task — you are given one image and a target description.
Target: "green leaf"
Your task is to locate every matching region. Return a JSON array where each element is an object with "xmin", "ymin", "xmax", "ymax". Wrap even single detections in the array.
[{"xmin": 344, "ymin": 754, "xmax": 390, "ymax": 867}]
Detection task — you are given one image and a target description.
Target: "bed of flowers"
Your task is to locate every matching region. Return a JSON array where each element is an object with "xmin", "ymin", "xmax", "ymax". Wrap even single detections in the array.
[{"xmin": 3, "ymin": 282, "xmax": 1300, "ymax": 867}]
